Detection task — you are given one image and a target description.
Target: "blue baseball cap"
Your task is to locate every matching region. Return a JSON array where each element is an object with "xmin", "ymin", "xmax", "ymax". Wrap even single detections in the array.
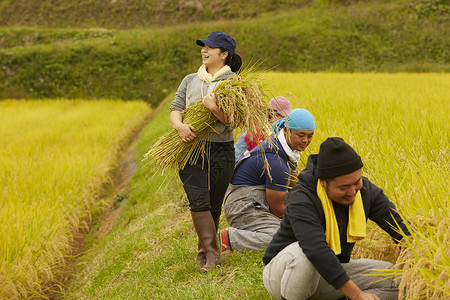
[{"xmin": 196, "ymin": 31, "xmax": 236, "ymax": 56}]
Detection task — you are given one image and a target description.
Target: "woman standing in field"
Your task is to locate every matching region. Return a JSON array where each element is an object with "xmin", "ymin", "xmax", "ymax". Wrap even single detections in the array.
[{"xmin": 169, "ymin": 31, "xmax": 242, "ymax": 272}]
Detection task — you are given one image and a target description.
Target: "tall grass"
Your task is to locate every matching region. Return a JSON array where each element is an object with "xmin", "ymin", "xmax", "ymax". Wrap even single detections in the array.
[
  {"xmin": 0, "ymin": 99, "xmax": 151, "ymax": 299},
  {"xmin": 63, "ymin": 72, "xmax": 449, "ymax": 299}
]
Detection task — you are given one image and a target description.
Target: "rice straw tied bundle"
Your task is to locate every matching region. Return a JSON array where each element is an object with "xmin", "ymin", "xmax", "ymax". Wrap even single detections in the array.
[
  {"xmin": 215, "ymin": 66, "xmax": 270, "ymax": 138},
  {"xmin": 145, "ymin": 64, "xmax": 271, "ymax": 171}
]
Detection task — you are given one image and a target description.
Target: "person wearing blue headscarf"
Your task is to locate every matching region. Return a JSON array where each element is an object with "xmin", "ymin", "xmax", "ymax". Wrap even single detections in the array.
[
  {"xmin": 234, "ymin": 96, "xmax": 292, "ymax": 163},
  {"xmin": 273, "ymin": 108, "xmax": 316, "ymax": 134},
  {"xmin": 220, "ymin": 108, "xmax": 315, "ymax": 253}
]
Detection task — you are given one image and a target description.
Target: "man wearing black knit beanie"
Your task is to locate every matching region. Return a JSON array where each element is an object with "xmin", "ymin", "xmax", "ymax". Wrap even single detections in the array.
[{"xmin": 262, "ymin": 137, "xmax": 410, "ymax": 300}]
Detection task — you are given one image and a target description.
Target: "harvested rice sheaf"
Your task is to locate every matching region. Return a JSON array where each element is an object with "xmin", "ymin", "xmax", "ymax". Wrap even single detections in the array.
[
  {"xmin": 395, "ymin": 217, "xmax": 450, "ymax": 299},
  {"xmin": 145, "ymin": 67, "xmax": 271, "ymax": 171},
  {"xmin": 352, "ymin": 223, "xmax": 401, "ymax": 264},
  {"xmin": 352, "ymin": 217, "xmax": 450, "ymax": 299}
]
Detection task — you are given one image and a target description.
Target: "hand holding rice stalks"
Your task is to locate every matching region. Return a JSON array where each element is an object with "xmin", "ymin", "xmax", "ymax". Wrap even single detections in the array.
[{"xmin": 145, "ymin": 65, "xmax": 271, "ymax": 171}]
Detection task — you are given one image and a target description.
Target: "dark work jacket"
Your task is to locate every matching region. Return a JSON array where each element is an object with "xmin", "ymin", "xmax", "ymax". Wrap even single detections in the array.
[{"xmin": 262, "ymin": 154, "xmax": 410, "ymax": 289}]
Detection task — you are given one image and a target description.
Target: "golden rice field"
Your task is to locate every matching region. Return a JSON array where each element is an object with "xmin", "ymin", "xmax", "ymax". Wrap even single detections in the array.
[
  {"xmin": 0, "ymin": 100, "xmax": 151, "ymax": 299},
  {"xmin": 1, "ymin": 73, "xmax": 449, "ymax": 300},
  {"xmin": 262, "ymin": 72, "xmax": 450, "ymax": 299}
]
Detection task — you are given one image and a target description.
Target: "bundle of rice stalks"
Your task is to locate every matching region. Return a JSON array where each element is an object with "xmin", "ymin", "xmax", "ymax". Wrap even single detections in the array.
[
  {"xmin": 355, "ymin": 217, "xmax": 450, "ymax": 299},
  {"xmin": 145, "ymin": 65, "xmax": 271, "ymax": 171},
  {"xmin": 394, "ymin": 217, "xmax": 450, "ymax": 299},
  {"xmin": 351, "ymin": 221, "xmax": 401, "ymax": 264}
]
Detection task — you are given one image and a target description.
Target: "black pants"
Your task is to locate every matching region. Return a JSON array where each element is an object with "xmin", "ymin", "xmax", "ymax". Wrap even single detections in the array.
[{"xmin": 179, "ymin": 142, "xmax": 235, "ymax": 219}]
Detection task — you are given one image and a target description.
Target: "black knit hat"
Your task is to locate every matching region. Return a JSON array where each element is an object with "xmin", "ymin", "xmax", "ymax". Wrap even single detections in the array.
[{"xmin": 317, "ymin": 137, "xmax": 364, "ymax": 178}]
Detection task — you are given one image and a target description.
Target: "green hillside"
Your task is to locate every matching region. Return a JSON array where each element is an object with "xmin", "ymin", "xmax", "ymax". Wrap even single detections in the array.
[
  {"xmin": 0, "ymin": 0, "xmax": 449, "ymax": 105},
  {"xmin": 0, "ymin": 0, "xmax": 309, "ymax": 29}
]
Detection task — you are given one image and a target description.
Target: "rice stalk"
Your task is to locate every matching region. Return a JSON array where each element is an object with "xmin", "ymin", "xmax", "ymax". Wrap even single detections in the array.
[
  {"xmin": 0, "ymin": 100, "xmax": 151, "ymax": 299},
  {"xmin": 395, "ymin": 217, "xmax": 450, "ymax": 299},
  {"xmin": 352, "ymin": 221, "xmax": 401, "ymax": 264},
  {"xmin": 145, "ymin": 64, "xmax": 272, "ymax": 171},
  {"xmin": 353, "ymin": 216, "xmax": 450, "ymax": 299}
]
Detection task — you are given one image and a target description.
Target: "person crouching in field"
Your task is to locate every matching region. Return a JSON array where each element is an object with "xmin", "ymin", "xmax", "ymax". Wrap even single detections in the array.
[
  {"xmin": 262, "ymin": 137, "xmax": 410, "ymax": 300},
  {"xmin": 234, "ymin": 96, "xmax": 292, "ymax": 163},
  {"xmin": 219, "ymin": 109, "xmax": 315, "ymax": 253},
  {"xmin": 170, "ymin": 31, "xmax": 242, "ymax": 272}
]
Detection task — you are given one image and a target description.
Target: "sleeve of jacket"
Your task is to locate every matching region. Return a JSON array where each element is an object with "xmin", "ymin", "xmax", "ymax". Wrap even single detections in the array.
[
  {"xmin": 234, "ymin": 131, "xmax": 248, "ymax": 160},
  {"xmin": 170, "ymin": 75, "xmax": 189, "ymax": 112},
  {"xmin": 285, "ymin": 193, "xmax": 350, "ymax": 289},
  {"xmin": 364, "ymin": 178, "xmax": 410, "ymax": 241}
]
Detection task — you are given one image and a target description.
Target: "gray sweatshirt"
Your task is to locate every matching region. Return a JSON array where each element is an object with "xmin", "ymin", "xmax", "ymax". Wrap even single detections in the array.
[{"xmin": 170, "ymin": 71, "xmax": 235, "ymax": 143}]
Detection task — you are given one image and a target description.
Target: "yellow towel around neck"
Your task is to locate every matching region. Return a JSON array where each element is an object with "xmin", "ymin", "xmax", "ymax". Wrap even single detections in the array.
[
  {"xmin": 197, "ymin": 64, "xmax": 231, "ymax": 83},
  {"xmin": 316, "ymin": 180, "xmax": 366, "ymax": 255}
]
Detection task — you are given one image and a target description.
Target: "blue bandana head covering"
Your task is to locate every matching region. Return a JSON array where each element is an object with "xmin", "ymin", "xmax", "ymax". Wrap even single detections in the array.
[{"xmin": 273, "ymin": 108, "xmax": 315, "ymax": 133}]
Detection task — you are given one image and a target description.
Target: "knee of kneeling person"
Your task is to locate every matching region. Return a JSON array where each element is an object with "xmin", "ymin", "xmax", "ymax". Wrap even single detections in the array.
[{"xmin": 264, "ymin": 253, "xmax": 319, "ymax": 300}]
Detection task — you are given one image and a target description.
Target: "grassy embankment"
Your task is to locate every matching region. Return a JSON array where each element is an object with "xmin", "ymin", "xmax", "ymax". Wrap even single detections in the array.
[
  {"xmin": 1, "ymin": 0, "xmax": 449, "ymax": 104},
  {"xmin": 0, "ymin": 0, "xmax": 309, "ymax": 29},
  {"xmin": 64, "ymin": 72, "xmax": 449, "ymax": 299},
  {"xmin": 0, "ymin": 100, "xmax": 151, "ymax": 299}
]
